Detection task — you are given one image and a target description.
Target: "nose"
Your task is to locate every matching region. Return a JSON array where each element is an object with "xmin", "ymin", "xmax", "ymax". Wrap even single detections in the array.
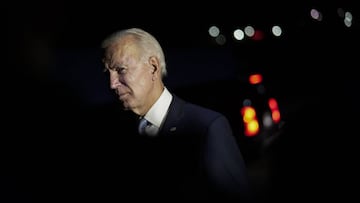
[{"xmin": 110, "ymin": 71, "xmax": 121, "ymax": 89}]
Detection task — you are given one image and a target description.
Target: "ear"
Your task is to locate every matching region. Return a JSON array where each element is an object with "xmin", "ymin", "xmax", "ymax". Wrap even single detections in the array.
[{"xmin": 148, "ymin": 56, "xmax": 160, "ymax": 75}]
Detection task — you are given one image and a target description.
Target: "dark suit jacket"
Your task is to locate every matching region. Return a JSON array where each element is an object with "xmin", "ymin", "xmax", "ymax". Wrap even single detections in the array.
[
  {"xmin": 116, "ymin": 95, "xmax": 252, "ymax": 202},
  {"xmin": 16, "ymin": 94, "xmax": 251, "ymax": 202}
]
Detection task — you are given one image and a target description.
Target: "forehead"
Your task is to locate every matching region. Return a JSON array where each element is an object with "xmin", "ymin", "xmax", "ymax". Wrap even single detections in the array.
[
  {"xmin": 105, "ymin": 40, "xmax": 127, "ymax": 58},
  {"xmin": 104, "ymin": 36, "xmax": 139, "ymax": 62}
]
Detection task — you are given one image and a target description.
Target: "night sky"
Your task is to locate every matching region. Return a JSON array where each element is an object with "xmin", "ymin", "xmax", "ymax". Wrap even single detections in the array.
[{"xmin": 4, "ymin": 1, "xmax": 359, "ymax": 202}]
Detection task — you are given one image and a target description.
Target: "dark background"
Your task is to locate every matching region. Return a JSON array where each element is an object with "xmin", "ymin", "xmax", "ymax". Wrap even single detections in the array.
[
  {"xmin": 7, "ymin": 0, "xmax": 359, "ymax": 99},
  {"xmin": 5, "ymin": 0, "xmax": 359, "ymax": 202}
]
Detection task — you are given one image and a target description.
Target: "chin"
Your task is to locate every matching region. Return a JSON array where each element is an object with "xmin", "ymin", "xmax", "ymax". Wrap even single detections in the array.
[{"xmin": 122, "ymin": 101, "xmax": 135, "ymax": 112}]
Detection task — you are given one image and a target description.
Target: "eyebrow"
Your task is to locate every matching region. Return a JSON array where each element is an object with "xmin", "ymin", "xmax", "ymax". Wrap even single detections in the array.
[
  {"xmin": 102, "ymin": 61, "xmax": 112, "ymax": 72},
  {"xmin": 104, "ymin": 62, "xmax": 127, "ymax": 72}
]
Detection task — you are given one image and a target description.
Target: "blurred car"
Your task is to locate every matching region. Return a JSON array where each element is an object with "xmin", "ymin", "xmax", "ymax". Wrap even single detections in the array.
[{"xmin": 172, "ymin": 72, "xmax": 283, "ymax": 162}]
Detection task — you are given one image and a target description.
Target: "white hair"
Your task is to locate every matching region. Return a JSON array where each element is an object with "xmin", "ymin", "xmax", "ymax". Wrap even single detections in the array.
[{"xmin": 101, "ymin": 28, "xmax": 167, "ymax": 77}]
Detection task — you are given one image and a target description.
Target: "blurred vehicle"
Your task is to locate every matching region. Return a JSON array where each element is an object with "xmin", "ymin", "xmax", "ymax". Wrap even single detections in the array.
[{"xmin": 172, "ymin": 72, "xmax": 283, "ymax": 162}]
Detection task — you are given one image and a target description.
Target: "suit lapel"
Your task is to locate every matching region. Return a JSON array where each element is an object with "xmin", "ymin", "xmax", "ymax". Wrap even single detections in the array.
[{"xmin": 159, "ymin": 95, "xmax": 185, "ymax": 136}]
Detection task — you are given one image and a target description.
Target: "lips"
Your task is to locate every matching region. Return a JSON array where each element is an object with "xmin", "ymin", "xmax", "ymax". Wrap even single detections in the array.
[
  {"xmin": 118, "ymin": 92, "xmax": 130, "ymax": 100},
  {"xmin": 115, "ymin": 88, "xmax": 130, "ymax": 100}
]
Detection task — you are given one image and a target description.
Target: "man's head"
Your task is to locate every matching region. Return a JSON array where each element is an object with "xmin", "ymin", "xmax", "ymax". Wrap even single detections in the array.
[{"xmin": 102, "ymin": 28, "xmax": 167, "ymax": 116}]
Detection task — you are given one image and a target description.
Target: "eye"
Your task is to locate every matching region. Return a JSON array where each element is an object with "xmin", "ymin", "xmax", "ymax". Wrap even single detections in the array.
[{"xmin": 115, "ymin": 66, "xmax": 126, "ymax": 74}]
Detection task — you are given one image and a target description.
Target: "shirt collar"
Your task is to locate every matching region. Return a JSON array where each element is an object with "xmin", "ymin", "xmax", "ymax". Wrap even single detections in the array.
[{"xmin": 144, "ymin": 87, "xmax": 173, "ymax": 128}]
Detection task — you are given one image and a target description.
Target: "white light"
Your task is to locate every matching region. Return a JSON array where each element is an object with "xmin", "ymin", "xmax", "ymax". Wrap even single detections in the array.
[
  {"xmin": 244, "ymin": 26, "xmax": 255, "ymax": 37},
  {"xmin": 208, "ymin": 26, "xmax": 220, "ymax": 37},
  {"xmin": 310, "ymin": 8, "xmax": 322, "ymax": 21},
  {"xmin": 345, "ymin": 11, "xmax": 353, "ymax": 22},
  {"xmin": 263, "ymin": 112, "xmax": 273, "ymax": 128},
  {"xmin": 233, "ymin": 29, "xmax": 245, "ymax": 40},
  {"xmin": 271, "ymin": 25, "xmax": 282, "ymax": 37}
]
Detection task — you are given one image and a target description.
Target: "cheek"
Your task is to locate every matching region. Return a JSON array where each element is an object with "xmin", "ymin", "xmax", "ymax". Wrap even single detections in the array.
[
  {"xmin": 133, "ymin": 68, "xmax": 151, "ymax": 84},
  {"xmin": 125, "ymin": 72, "xmax": 146, "ymax": 91},
  {"xmin": 133, "ymin": 73, "xmax": 153, "ymax": 95},
  {"xmin": 127, "ymin": 66, "xmax": 152, "ymax": 89},
  {"xmin": 136, "ymin": 78, "xmax": 151, "ymax": 95}
]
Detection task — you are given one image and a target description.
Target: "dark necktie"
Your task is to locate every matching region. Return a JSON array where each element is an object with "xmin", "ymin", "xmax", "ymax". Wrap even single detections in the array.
[
  {"xmin": 138, "ymin": 118, "xmax": 158, "ymax": 136},
  {"xmin": 138, "ymin": 118, "xmax": 149, "ymax": 135}
]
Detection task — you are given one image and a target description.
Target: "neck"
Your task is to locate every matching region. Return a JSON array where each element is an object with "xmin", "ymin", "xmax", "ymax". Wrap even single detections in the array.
[{"xmin": 138, "ymin": 83, "xmax": 164, "ymax": 116}]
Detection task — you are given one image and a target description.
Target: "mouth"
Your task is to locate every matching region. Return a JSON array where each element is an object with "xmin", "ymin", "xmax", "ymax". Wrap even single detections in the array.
[
  {"xmin": 118, "ymin": 92, "xmax": 130, "ymax": 100},
  {"xmin": 115, "ymin": 89, "xmax": 131, "ymax": 101}
]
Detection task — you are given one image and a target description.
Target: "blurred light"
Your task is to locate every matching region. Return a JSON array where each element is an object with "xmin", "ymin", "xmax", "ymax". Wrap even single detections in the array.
[
  {"xmin": 272, "ymin": 110, "xmax": 281, "ymax": 123},
  {"xmin": 268, "ymin": 98, "xmax": 281, "ymax": 123},
  {"xmin": 245, "ymin": 120, "xmax": 260, "ymax": 137},
  {"xmin": 208, "ymin": 25, "xmax": 220, "ymax": 37},
  {"xmin": 242, "ymin": 106, "xmax": 256, "ymax": 123},
  {"xmin": 263, "ymin": 112, "xmax": 273, "ymax": 128},
  {"xmin": 215, "ymin": 34, "xmax": 227, "ymax": 45},
  {"xmin": 268, "ymin": 98, "xmax": 278, "ymax": 109},
  {"xmin": 338, "ymin": 8, "xmax": 353, "ymax": 27},
  {"xmin": 241, "ymin": 106, "xmax": 259, "ymax": 137},
  {"xmin": 345, "ymin": 11, "xmax": 353, "ymax": 21},
  {"xmin": 344, "ymin": 11, "xmax": 353, "ymax": 27},
  {"xmin": 244, "ymin": 26, "xmax": 255, "ymax": 37},
  {"xmin": 344, "ymin": 18, "xmax": 352, "ymax": 27},
  {"xmin": 251, "ymin": 30, "xmax": 264, "ymax": 41},
  {"xmin": 233, "ymin": 29, "xmax": 245, "ymax": 40},
  {"xmin": 310, "ymin": 8, "xmax": 323, "ymax": 21},
  {"xmin": 337, "ymin": 8, "xmax": 345, "ymax": 18},
  {"xmin": 271, "ymin": 25, "xmax": 282, "ymax": 37},
  {"xmin": 243, "ymin": 98, "xmax": 252, "ymax": 106},
  {"xmin": 249, "ymin": 73, "xmax": 263, "ymax": 84}
]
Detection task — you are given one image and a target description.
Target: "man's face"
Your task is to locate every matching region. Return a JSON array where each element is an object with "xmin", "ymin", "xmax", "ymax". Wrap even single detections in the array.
[{"xmin": 103, "ymin": 40, "xmax": 154, "ymax": 115}]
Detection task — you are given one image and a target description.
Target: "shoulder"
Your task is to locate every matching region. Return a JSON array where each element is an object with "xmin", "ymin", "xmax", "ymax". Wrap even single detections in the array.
[{"xmin": 172, "ymin": 94, "xmax": 227, "ymax": 122}]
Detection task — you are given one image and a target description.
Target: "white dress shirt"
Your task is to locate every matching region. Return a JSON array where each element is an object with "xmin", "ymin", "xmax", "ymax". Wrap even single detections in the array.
[{"xmin": 142, "ymin": 87, "xmax": 173, "ymax": 136}]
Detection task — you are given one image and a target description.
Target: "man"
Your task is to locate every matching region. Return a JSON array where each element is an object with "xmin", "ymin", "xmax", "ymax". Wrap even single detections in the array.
[{"xmin": 100, "ymin": 28, "xmax": 251, "ymax": 201}]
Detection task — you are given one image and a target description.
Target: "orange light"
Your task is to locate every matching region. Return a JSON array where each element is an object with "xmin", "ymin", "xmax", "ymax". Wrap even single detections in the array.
[
  {"xmin": 241, "ymin": 106, "xmax": 259, "ymax": 137},
  {"xmin": 272, "ymin": 110, "xmax": 281, "ymax": 123},
  {"xmin": 245, "ymin": 120, "xmax": 259, "ymax": 137},
  {"xmin": 242, "ymin": 106, "xmax": 256, "ymax": 122},
  {"xmin": 249, "ymin": 74, "xmax": 263, "ymax": 85}
]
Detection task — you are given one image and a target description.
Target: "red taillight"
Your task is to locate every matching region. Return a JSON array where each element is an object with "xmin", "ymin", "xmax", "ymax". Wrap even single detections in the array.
[
  {"xmin": 268, "ymin": 98, "xmax": 278, "ymax": 110},
  {"xmin": 268, "ymin": 98, "xmax": 281, "ymax": 123},
  {"xmin": 241, "ymin": 106, "xmax": 259, "ymax": 137},
  {"xmin": 249, "ymin": 74, "xmax": 263, "ymax": 85}
]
